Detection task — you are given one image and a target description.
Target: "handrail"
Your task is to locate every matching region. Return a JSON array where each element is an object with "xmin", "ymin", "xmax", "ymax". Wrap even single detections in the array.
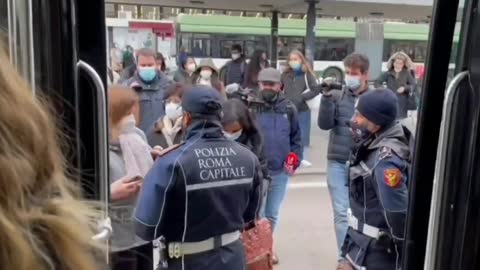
[
  {"xmin": 76, "ymin": 60, "xmax": 109, "ymax": 215},
  {"xmin": 92, "ymin": 217, "xmax": 112, "ymax": 241},
  {"xmin": 423, "ymin": 71, "xmax": 469, "ymax": 270}
]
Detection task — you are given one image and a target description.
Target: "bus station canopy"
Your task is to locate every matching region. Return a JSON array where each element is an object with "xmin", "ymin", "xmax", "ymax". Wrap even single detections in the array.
[{"xmin": 109, "ymin": 0, "xmax": 436, "ymax": 21}]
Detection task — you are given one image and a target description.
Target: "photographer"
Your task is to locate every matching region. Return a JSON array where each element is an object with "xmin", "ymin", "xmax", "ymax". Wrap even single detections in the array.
[{"xmin": 317, "ymin": 53, "xmax": 371, "ymax": 261}]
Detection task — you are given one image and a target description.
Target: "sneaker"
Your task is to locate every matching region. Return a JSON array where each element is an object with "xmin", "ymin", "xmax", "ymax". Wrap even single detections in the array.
[{"xmin": 301, "ymin": 159, "xmax": 312, "ymax": 167}]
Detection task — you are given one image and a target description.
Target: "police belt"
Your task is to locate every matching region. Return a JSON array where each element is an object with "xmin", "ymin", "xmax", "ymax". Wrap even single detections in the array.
[
  {"xmin": 168, "ymin": 231, "xmax": 241, "ymax": 258},
  {"xmin": 347, "ymin": 208, "xmax": 381, "ymax": 239}
]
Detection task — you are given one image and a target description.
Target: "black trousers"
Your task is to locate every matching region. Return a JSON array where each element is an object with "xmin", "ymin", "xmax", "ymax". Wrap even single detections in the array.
[
  {"xmin": 111, "ymin": 242, "xmax": 153, "ymax": 270},
  {"xmin": 166, "ymin": 240, "xmax": 246, "ymax": 270}
]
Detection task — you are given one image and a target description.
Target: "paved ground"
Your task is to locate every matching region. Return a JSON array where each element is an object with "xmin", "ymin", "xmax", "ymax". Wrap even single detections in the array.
[
  {"xmin": 274, "ymin": 174, "xmax": 337, "ymax": 270},
  {"xmin": 297, "ymin": 107, "xmax": 330, "ymax": 174}
]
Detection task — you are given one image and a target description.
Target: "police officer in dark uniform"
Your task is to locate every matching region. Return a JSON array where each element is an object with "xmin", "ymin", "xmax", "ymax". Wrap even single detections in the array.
[
  {"xmin": 338, "ymin": 89, "xmax": 413, "ymax": 270},
  {"xmin": 134, "ymin": 86, "xmax": 262, "ymax": 270}
]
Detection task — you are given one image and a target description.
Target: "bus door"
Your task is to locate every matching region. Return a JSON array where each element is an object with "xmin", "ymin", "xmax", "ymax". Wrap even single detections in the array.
[
  {"xmin": 404, "ymin": 0, "xmax": 480, "ymax": 268},
  {"xmin": 2, "ymin": 0, "xmax": 111, "ymax": 260}
]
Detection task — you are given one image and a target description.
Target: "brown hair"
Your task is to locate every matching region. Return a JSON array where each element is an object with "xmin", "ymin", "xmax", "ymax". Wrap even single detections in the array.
[
  {"xmin": 343, "ymin": 53, "xmax": 370, "ymax": 74},
  {"xmin": 0, "ymin": 40, "xmax": 102, "ymax": 269},
  {"xmin": 136, "ymin": 47, "xmax": 156, "ymax": 61},
  {"xmin": 108, "ymin": 85, "xmax": 139, "ymax": 125},
  {"xmin": 155, "ymin": 52, "xmax": 167, "ymax": 72},
  {"xmin": 387, "ymin": 51, "xmax": 414, "ymax": 71},
  {"xmin": 284, "ymin": 50, "xmax": 316, "ymax": 76}
]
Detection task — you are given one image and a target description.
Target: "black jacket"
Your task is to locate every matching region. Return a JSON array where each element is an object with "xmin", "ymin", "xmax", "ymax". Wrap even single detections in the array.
[
  {"xmin": 375, "ymin": 69, "xmax": 417, "ymax": 119},
  {"xmin": 281, "ymin": 71, "xmax": 320, "ymax": 112},
  {"xmin": 236, "ymin": 131, "xmax": 270, "ymax": 182},
  {"xmin": 318, "ymin": 86, "xmax": 370, "ymax": 163}
]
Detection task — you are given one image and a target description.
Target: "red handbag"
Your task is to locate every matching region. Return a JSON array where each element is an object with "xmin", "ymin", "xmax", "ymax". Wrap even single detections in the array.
[{"xmin": 241, "ymin": 218, "xmax": 273, "ymax": 270}]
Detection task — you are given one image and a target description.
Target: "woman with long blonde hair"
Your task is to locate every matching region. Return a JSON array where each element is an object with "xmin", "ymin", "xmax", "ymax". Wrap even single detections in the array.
[
  {"xmin": 0, "ymin": 45, "xmax": 104, "ymax": 268},
  {"xmin": 281, "ymin": 49, "xmax": 320, "ymax": 167},
  {"xmin": 375, "ymin": 51, "xmax": 417, "ymax": 119}
]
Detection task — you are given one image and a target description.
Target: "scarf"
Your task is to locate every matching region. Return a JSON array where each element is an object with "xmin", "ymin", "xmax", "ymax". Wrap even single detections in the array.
[
  {"xmin": 161, "ymin": 116, "xmax": 183, "ymax": 147},
  {"xmin": 118, "ymin": 115, "xmax": 154, "ymax": 179}
]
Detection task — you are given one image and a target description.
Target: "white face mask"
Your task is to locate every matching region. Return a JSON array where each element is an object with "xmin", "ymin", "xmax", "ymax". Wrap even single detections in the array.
[
  {"xmin": 186, "ymin": 63, "xmax": 196, "ymax": 72},
  {"xmin": 200, "ymin": 70, "xmax": 212, "ymax": 79},
  {"xmin": 165, "ymin": 102, "xmax": 183, "ymax": 121},
  {"xmin": 224, "ymin": 129, "xmax": 243, "ymax": 141},
  {"xmin": 232, "ymin": 53, "xmax": 240, "ymax": 60}
]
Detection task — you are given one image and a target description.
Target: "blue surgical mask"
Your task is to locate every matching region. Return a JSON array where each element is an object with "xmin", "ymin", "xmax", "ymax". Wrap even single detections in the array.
[
  {"xmin": 345, "ymin": 75, "xmax": 362, "ymax": 91},
  {"xmin": 289, "ymin": 61, "xmax": 302, "ymax": 71},
  {"xmin": 138, "ymin": 67, "xmax": 157, "ymax": 82}
]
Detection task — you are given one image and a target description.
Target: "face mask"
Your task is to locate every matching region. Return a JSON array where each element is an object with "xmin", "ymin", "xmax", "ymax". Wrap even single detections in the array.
[
  {"xmin": 200, "ymin": 70, "xmax": 212, "ymax": 79},
  {"xmin": 261, "ymin": 89, "xmax": 279, "ymax": 103},
  {"xmin": 345, "ymin": 75, "xmax": 362, "ymax": 91},
  {"xmin": 349, "ymin": 120, "xmax": 371, "ymax": 143},
  {"xmin": 224, "ymin": 129, "xmax": 243, "ymax": 141},
  {"xmin": 232, "ymin": 53, "xmax": 240, "ymax": 60},
  {"xmin": 138, "ymin": 67, "xmax": 156, "ymax": 82},
  {"xmin": 186, "ymin": 63, "xmax": 196, "ymax": 72},
  {"xmin": 289, "ymin": 61, "xmax": 302, "ymax": 71},
  {"xmin": 165, "ymin": 102, "xmax": 183, "ymax": 121}
]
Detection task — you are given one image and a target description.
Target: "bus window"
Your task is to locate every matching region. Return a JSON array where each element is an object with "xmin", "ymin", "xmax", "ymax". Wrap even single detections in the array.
[
  {"xmin": 244, "ymin": 39, "xmax": 268, "ymax": 57},
  {"xmin": 383, "ymin": 40, "xmax": 428, "ymax": 63},
  {"xmin": 191, "ymin": 33, "xmax": 211, "ymax": 57},
  {"xmin": 278, "ymin": 36, "xmax": 304, "ymax": 59},
  {"xmin": 219, "ymin": 39, "xmax": 244, "ymax": 58},
  {"xmin": 315, "ymin": 38, "xmax": 354, "ymax": 61}
]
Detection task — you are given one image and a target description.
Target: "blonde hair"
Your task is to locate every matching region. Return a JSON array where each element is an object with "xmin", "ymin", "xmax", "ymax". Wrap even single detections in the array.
[
  {"xmin": 0, "ymin": 44, "xmax": 103, "ymax": 268},
  {"xmin": 284, "ymin": 50, "xmax": 316, "ymax": 76},
  {"xmin": 387, "ymin": 51, "xmax": 414, "ymax": 71},
  {"xmin": 108, "ymin": 85, "xmax": 139, "ymax": 125}
]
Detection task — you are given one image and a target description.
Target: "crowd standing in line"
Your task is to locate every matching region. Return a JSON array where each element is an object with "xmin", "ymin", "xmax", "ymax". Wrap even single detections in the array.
[{"xmin": 105, "ymin": 41, "xmax": 416, "ymax": 269}]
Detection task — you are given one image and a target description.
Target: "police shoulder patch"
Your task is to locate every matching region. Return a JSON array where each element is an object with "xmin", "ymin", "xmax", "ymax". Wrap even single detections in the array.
[{"xmin": 383, "ymin": 168, "xmax": 402, "ymax": 188}]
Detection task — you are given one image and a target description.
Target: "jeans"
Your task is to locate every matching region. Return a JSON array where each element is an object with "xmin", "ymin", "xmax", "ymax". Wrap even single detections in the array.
[
  {"xmin": 327, "ymin": 160, "xmax": 350, "ymax": 258},
  {"xmin": 298, "ymin": 110, "xmax": 311, "ymax": 149},
  {"xmin": 262, "ymin": 173, "xmax": 289, "ymax": 232}
]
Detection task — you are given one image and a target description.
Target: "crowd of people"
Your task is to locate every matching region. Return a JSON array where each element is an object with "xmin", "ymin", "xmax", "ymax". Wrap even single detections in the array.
[
  {"xmin": 0, "ymin": 35, "xmax": 418, "ymax": 270},
  {"xmin": 105, "ymin": 42, "xmax": 418, "ymax": 270}
]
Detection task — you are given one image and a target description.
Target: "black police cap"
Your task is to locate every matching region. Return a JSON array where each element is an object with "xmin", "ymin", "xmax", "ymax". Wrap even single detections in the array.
[{"xmin": 181, "ymin": 86, "xmax": 223, "ymax": 116}]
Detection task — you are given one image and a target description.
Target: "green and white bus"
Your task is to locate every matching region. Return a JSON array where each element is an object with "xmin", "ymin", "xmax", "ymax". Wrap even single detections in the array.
[{"xmin": 107, "ymin": 14, "xmax": 460, "ymax": 78}]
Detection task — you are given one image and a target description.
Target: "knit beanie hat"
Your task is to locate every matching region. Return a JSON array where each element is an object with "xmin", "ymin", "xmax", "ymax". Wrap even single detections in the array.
[{"xmin": 356, "ymin": 89, "xmax": 398, "ymax": 127}]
